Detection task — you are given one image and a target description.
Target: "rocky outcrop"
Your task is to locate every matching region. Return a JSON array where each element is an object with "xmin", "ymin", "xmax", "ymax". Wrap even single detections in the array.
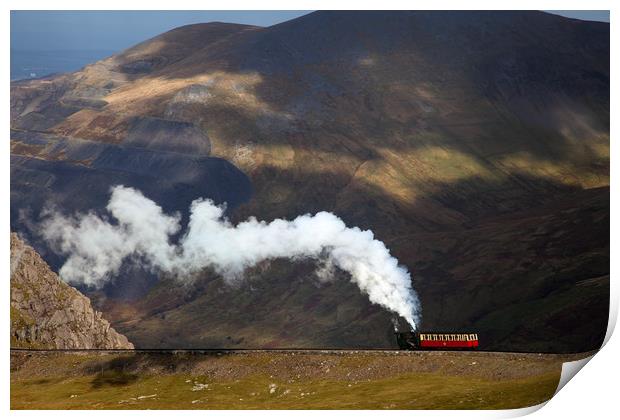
[{"xmin": 10, "ymin": 233, "xmax": 133, "ymax": 349}]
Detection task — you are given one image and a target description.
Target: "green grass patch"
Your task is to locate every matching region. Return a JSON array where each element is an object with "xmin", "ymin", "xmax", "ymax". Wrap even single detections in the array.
[{"xmin": 11, "ymin": 370, "xmax": 559, "ymax": 410}]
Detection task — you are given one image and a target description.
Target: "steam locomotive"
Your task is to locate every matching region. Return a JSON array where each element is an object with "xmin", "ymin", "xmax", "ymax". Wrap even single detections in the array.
[{"xmin": 395, "ymin": 331, "xmax": 479, "ymax": 350}]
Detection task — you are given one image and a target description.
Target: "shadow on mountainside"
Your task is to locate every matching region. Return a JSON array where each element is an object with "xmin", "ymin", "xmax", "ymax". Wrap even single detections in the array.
[{"xmin": 89, "ymin": 165, "xmax": 608, "ymax": 353}]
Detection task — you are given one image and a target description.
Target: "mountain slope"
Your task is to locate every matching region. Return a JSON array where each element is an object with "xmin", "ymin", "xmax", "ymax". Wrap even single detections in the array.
[
  {"xmin": 10, "ymin": 11, "xmax": 609, "ymax": 351},
  {"xmin": 10, "ymin": 233, "xmax": 133, "ymax": 349}
]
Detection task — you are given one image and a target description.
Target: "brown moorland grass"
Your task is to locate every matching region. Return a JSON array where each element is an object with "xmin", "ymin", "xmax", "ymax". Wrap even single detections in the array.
[{"xmin": 10, "ymin": 350, "xmax": 591, "ymax": 410}]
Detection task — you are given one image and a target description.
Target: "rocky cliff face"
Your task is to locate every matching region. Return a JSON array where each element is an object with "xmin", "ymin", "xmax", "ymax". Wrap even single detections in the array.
[{"xmin": 10, "ymin": 233, "xmax": 133, "ymax": 349}]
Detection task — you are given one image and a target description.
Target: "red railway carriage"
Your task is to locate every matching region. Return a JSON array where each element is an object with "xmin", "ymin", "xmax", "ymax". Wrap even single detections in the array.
[
  {"xmin": 419, "ymin": 333, "xmax": 479, "ymax": 349},
  {"xmin": 395, "ymin": 331, "xmax": 479, "ymax": 350}
]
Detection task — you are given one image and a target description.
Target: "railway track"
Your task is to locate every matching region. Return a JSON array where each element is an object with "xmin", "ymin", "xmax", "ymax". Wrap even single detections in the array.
[{"xmin": 10, "ymin": 348, "xmax": 590, "ymax": 357}]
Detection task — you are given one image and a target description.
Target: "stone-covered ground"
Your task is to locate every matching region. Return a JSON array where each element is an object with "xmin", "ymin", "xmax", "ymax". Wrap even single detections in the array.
[{"xmin": 10, "ymin": 350, "xmax": 593, "ymax": 409}]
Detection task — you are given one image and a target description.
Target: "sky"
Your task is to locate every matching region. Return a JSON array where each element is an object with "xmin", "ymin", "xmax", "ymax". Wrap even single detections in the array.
[
  {"xmin": 11, "ymin": 10, "xmax": 609, "ymax": 52},
  {"xmin": 10, "ymin": 11, "xmax": 312, "ymax": 52},
  {"xmin": 546, "ymin": 10, "xmax": 610, "ymax": 22}
]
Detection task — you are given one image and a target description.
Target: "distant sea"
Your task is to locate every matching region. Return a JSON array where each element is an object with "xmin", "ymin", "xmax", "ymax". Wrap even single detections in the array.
[{"xmin": 10, "ymin": 49, "xmax": 116, "ymax": 81}]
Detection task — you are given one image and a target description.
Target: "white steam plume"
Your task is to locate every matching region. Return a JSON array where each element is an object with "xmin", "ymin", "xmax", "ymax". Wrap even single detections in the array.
[{"xmin": 41, "ymin": 185, "xmax": 421, "ymax": 329}]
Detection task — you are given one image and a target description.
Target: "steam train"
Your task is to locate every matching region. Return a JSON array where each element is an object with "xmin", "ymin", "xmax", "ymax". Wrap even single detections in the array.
[{"xmin": 395, "ymin": 331, "xmax": 479, "ymax": 350}]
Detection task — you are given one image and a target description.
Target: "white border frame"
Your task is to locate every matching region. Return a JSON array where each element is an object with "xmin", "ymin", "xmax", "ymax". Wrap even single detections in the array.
[{"xmin": 3, "ymin": 2, "xmax": 617, "ymax": 419}]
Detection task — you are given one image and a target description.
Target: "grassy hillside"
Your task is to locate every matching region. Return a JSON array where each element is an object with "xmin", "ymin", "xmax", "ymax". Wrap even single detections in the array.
[{"xmin": 11, "ymin": 350, "xmax": 588, "ymax": 409}]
